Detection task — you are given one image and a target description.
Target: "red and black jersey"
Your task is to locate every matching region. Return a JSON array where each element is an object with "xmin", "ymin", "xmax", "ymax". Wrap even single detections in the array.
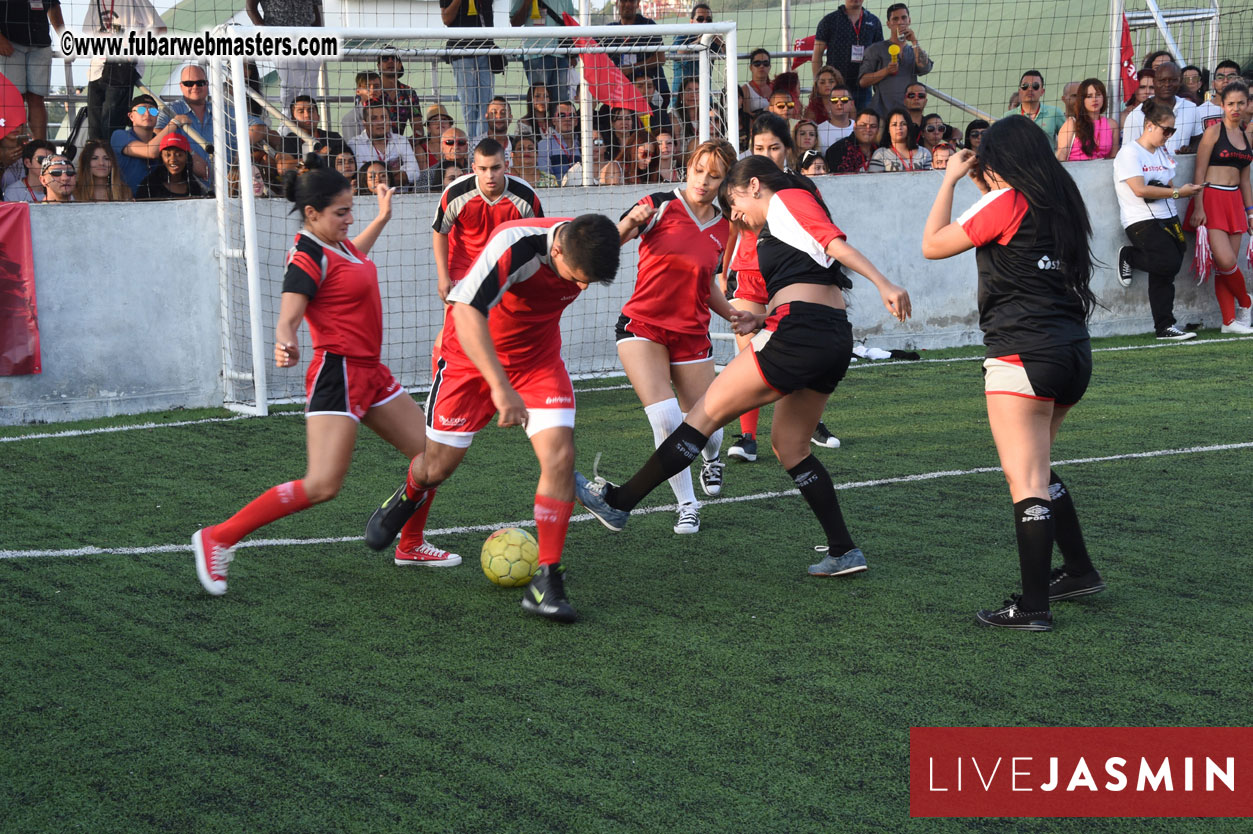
[
  {"xmin": 757, "ymin": 188, "xmax": 852, "ymax": 299},
  {"xmin": 729, "ymin": 225, "xmax": 760, "ymax": 272},
  {"xmin": 432, "ymin": 173, "xmax": 543, "ymax": 283},
  {"xmin": 282, "ymin": 231, "xmax": 382, "ymax": 362},
  {"xmin": 621, "ymin": 189, "xmax": 729, "ymax": 335},
  {"xmin": 443, "ymin": 218, "xmax": 582, "ymax": 370},
  {"xmin": 958, "ymin": 188, "xmax": 1089, "ymax": 356}
]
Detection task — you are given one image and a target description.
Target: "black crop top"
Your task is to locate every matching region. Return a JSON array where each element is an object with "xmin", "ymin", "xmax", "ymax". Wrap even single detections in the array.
[{"xmin": 1208, "ymin": 125, "xmax": 1253, "ymax": 170}]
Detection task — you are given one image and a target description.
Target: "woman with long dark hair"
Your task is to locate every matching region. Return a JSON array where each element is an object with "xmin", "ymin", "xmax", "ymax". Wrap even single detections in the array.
[
  {"xmin": 1055, "ymin": 78, "xmax": 1119, "ymax": 161},
  {"xmin": 517, "ymin": 83, "xmax": 553, "ymax": 139},
  {"xmin": 192, "ymin": 162, "xmax": 456, "ymax": 597},
  {"xmin": 869, "ymin": 107, "xmax": 931, "ymax": 172},
  {"xmin": 964, "ymin": 119, "xmax": 989, "ymax": 152},
  {"xmin": 74, "ymin": 139, "xmax": 133, "ymax": 202},
  {"xmin": 921, "ymin": 115, "xmax": 1105, "ymax": 631},
  {"xmin": 577, "ymin": 155, "xmax": 910, "ymax": 577}
]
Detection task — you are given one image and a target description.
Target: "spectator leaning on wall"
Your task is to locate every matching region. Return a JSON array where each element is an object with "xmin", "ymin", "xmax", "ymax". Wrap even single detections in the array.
[
  {"xmin": 38, "ymin": 153, "xmax": 75, "ymax": 202},
  {"xmin": 1122, "ymin": 62, "xmax": 1201, "ymax": 154},
  {"xmin": 1, "ymin": 139, "xmax": 54, "ymax": 202},
  {"xmin": 812, "ymin": 0, "xmax": 883, "ymax": 111}
]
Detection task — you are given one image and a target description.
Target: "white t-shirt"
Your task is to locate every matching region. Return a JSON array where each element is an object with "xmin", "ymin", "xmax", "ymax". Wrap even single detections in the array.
[
  {"xmin": 1122, "ymin": 97, "xmax": 1201, "ymax": 153},
  {"xmin": 80, "ymin": 0, "xmax": 165, "ymax": 82},
  {"xmin": 1194, "ymin": 99, "xmax": 1223, "ymax": 132},
  {"xmin": 1113, "ymin": 140, "xmax": 1178, "ymax": 227},
  {"xmin": 816, "ymin": 121, "xmax": 854, "ymax": 153}
]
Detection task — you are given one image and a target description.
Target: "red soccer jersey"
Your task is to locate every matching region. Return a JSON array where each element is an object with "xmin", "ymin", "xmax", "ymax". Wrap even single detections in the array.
[
  {"xmin": 729, "ymin": 225, "xmax": 760, "ymax": 272},
  {"xmin": 282, "ymin": 231, "xmax": 382, "ymax": 362},
  {"xmin": 621, "ymin": 189, "xmax": 729, "ymax": 335},
  {"xmin": 432, "ymin": 173, "xmax": 543, "ymax": 282},
  {"xmin": 442, "ymin": 218, "xmax": 582, "ymax": 371}
]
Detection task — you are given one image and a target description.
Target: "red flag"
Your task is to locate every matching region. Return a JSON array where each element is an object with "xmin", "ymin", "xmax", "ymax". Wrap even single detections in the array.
[
  {"xmin": 0, "ymin": 203, "xmax": 41, "ymax": 376},
  {"xmin": 792, "ymin": 35, "xmax": 815, "ymax": 70},
  {"xmin": 1120, "ymin": 14, "xmax": 1139, "ymax": 103},
  {"xmin": 0, "ymin": 72, "xmax": 26, "ymax": 140},
  {"xmin": 561, "ymin": 12, "xmax": 649, "ymax": 113}
]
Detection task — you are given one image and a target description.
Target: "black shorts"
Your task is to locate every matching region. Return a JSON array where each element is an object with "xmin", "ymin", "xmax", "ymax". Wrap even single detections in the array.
[
  {"xmin": 751, "ymin": 302, "xmax": 853, "ymax": 395},
  {"xmin": 982, "ymin": 341, "xmax": 1092, "ymax": 407}
]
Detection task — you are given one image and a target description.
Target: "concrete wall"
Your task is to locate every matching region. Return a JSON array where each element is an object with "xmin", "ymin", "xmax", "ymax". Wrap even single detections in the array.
[{"xmin": 0, "ymin": 156, "xmax": 1220, "ymax": 425}]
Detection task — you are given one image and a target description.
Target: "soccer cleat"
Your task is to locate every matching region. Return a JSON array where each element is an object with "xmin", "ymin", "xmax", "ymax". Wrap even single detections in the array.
[
  {"xmin": 394, "ymin": 540, "xmax": 462, "ymax": 567},
  {"xmin": 1116, "ymin": 245, "xmax": 1134, "ymax": 287},
  {"xmin": 807, "ymin": 545, "xmax": 868, "ymax": 577},
  {"xmin": 1155, "ymin": 325, "xmax": 1196, "ymax": 341},
  {"xmin": 674, "ymin": 503, "xmax": 700, "ymax": 534},
  {"xmin": 520, "ymin": 563, "xmax": 577, "ymax": 623},
  {"xmin": 699, "ymin": 457, "xmax": 724, "ymax": 497},
  {"xmin": 976, "ymin": 594, "xmax": 1054, "ymax": 631},
  {"xmin": 811, "ymin": 422, "xmax": 841, "ymax": 448},
  {"xmin": 364, "ymin": 482, "xmax": 426, "ymax": 551},
  {"xmin": 1048, "ymin": 567, "xmax": 1106, "ymax": 601},
  {"xmin": 728, "ymin": 432, "xmax": 758, "ymax": 462},
  {"xmin": 1220, "ymin": 319, "xmax": 1253, "ymax": 334},
  {"xmin": 574, "ymin": 470, "xmax": 629, "ymax": 532},
  {"xmin": 192, "ymin": 526, "xmax": 234, "ymax": 596}
]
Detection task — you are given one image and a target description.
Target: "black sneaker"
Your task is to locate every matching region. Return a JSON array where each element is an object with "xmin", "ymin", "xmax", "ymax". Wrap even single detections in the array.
[
  {"xmin": 1048, "ymin": 567, "xmax": 1106, "ymax": 601},
  {"xmin": 811, "ymin": 421, "xmax": 841, "ymax": 449},
  {"xmin": 521, "ymin": 564, "xmax": 577, "ymax": 623},
  {"xmin": 728, "ymin": 433, "xmax": 757, "ymax": 462},
  {"xmin": 364, "ymin": 482, "xmax": 426, "ymax": 551},
  {"xmin": 1155, "ymin": 325, "xmax": 1196, "ymax": 341},
  {"xmin": 1116, "ymin": 246, "xmax": 1134, "ymax": 287},
  {"xmin": 975, "ymin": 594, "xmax": 1053, "ymax": 631},
  {"xmin": 699, "ymin": 457, "xmax": 724, "ymax": 496}
]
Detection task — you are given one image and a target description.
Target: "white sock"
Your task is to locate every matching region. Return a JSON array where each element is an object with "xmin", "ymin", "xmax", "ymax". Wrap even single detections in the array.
[
  {"xmin": 645, "ymin": 398, "xmax": 697, "ymax": 507},
  {"xmin": 702, "ymin": 427, "xmax": 723, "ymax": 462}
]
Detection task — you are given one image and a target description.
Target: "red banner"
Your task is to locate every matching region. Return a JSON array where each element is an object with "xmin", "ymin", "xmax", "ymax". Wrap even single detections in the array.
[
  {"xmin": 0, "ymin": 202, "xmax": 41, "ymax": 376},
  {"xmin": 561, "ymin": 12, "xmax": 649, "ymax": 113},
  {"xmin": 911, "ymin": 727, "xmax": 1253, "ymax": 817},
  {"xmin": 1120, "ymin": 14, "xmax": 1140, "ymax": 103},
  {"xmin": 792, "ymin": 35, "xmax": 815, "ymax": 70}
]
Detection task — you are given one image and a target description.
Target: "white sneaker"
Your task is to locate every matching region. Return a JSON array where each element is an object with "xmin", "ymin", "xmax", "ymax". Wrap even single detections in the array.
[
  {"xmin": 1220, "ymin": 319, "xmax": 1253, "ymax": 334},
  {"xmin": 1237, "ymin": 305, "xmax": 1252, "ymax": 327},
  {"xmin": 674, "ymin": 503, "xmax": 700, "ymax": 534}
]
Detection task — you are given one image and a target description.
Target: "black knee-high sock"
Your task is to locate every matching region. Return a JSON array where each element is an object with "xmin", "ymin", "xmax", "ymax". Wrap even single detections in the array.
[
  {"xmin": 1014, "ymin": 498, "xmax": 1054, "ymax": 611},
  {"xmin": 1048, "ymin": 470, "xmax": 1094, "ymax": 576},
  {"xmin": 787, "ymin": 455, "xmax": 856, "ymax": 554},
  {"xmin": 609, "ymin": 423, "xmax": 707, "ymax": 510}
]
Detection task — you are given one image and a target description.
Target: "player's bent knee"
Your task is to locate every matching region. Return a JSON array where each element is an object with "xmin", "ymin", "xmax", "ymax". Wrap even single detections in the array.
[{"xmin": 301, "ymin": 477, "xmax": 344, "ymax": 504}]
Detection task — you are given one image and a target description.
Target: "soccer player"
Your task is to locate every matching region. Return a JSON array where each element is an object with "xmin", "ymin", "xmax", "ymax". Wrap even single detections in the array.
[
  {"xmin": 364, "ymin": 215, "xmax": 622, "ymax": 623},
  {"xmin": 723, "ymin": 114, "xmax": 841, "ymax": 464},
  {"xmin": 192, "ymin": 164, "xmax": 456, "ymax": 596},
  {"xmin": 616, "ymin": 140, "xmax": 748, "ymax": 534},
  {"xmin": 432, "ymin": 137, "xmax": 542, "ymax": 302},
  {"xmin": 576, "ymin": 156, "xmax": 910, "ymax": 578},
  {"xmin": 921, "ymin": 117, "xmax": 1106, "ymax": 631}
]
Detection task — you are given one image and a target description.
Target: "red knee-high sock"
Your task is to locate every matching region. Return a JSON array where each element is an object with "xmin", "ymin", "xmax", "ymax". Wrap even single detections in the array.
[
  {"xmin": 1215, "ymin": 265, "xmax": 1239, "ymax": 323},
  {"xmin": 739, "ymin": 409, "xmax": 759, "ymax": 437},
  {"xmin": 397, "ymin": 486, "xmax": 437, "ymax": 550},
  {"xmin": 214, "ymin": 480, "xmax": 311, "ymax": 547},
  {"xmin": 534, "ymin": 494, "xmax": 573, "ymax": 566},
  {"xmin": 1222, "ymin": 267, "xmax": 1251, "ymax": 309}
]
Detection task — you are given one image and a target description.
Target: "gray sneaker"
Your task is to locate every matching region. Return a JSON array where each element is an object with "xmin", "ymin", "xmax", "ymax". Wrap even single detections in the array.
[
  {"xmin": 575, "ymin": 470, "xmax": 629, "ymax": 532},
  {"xmin": 807, "ymin": 546, "xmax": 868, "ymax": 576}
]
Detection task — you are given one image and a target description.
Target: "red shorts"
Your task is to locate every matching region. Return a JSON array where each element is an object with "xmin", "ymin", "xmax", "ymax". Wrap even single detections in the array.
[
  {"xmin": 425, "ymin": 354, "xmax": 576, "ymax": 448},
  {"xmin": 731, "ymin": 268, "xmax": 768, "ymax": 305},
  {"xmin": 305, "ymin": 351, "xmax": 403, "ymax": 421},
  {"xmin": 1186, "ymin": 184, "xmax": 1247, "ymax": 235},
  {"xmin": 615, "ymin": 314, "xmax": 713, "ymax": 364}
]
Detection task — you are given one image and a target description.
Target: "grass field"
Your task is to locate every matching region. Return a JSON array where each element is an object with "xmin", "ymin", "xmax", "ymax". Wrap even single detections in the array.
[{"xmin": 2, "ymin": 332, "xmax": 1251, "ymax": 833}]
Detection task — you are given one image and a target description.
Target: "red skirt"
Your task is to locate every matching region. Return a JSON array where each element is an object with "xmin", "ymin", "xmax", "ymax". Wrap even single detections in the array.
[{"xmin": 1183, "ymin": 184, "xmax": 1246, "ymax": 235}]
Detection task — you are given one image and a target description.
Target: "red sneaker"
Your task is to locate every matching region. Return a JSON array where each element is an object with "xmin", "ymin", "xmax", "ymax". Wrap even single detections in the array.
[
  {"xmin": 394, "ymin": 540, "xmax": 462, "ymax": 567},
  {"xmin": 192, "ymin": 526, "xmax": 234, "ymax": 596}
]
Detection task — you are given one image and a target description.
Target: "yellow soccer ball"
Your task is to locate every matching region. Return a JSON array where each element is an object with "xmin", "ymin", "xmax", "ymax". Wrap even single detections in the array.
[{"xmin": 480, "ymin": 528, "xmax": 539, "ymax": 587}]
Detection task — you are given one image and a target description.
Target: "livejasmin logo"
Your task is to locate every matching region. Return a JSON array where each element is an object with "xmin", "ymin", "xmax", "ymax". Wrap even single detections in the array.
[{"xmin": 910, "ymin": 727, "xmax": 1253, "ymax": 818}]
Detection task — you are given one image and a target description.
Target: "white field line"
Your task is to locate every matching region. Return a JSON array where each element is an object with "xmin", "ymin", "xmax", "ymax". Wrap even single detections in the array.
[
  {"xmin": 3, "ymin": 336, "xmax": 1249, "ymax": 443},
  {"xmin": 2, "ymin": 440, "xmax": 1250, "ymax": 561}
]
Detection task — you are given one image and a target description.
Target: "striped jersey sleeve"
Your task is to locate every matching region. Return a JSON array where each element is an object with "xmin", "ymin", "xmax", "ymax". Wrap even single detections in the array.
[
  {"xmin": 504, "ymin": 175, "xmax": 544, "ymax": 219},
  {"xmin": 764, "ymin": 189, "xmax": 846, "ymax": 267},
  {"xmin": 446, "ymin": 222, "xmax": 551, "ymax": 315},
  {"xmin": 282, "ymin": 233, "xmax": 326, "ymax": 297},
  {"xmin": 431, "ymin": 173, "xmax": 475, "ymax": 234},
  {"xmin": 958, "ymin": 188, "xmax": 1027, "ymax": 247}
]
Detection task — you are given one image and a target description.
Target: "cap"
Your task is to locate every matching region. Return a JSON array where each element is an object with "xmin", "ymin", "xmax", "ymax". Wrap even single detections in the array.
[
  {"xmin": 160, "ymin": 132, "xmax": 192, "ymax": 153},
  {"xmin": 425, "ymin": 104, "xmax": 451, "ymax": 122},
  {"xmin": 129, "ymin": 94, "xmax": 159, "ymax": 109},
  {"xmin": 248, "ymin": 115, "xmax": 267, "ymax": 127}
]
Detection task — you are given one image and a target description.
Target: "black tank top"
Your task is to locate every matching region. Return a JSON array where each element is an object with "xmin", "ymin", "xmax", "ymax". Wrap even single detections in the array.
[{"xmin": 1208, "ymin": 126, "xmax": 1253, "ymax": 170}]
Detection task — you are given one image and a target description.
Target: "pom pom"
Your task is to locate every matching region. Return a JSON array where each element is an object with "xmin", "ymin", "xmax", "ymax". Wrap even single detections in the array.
[{"xmin": 1192, "ymin": 225, "xmax": 1213, "ymax": 284}]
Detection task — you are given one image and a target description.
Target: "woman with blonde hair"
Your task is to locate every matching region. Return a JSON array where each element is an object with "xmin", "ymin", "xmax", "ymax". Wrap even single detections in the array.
[
  {"xmin": 790, "ymin": 119, "xmax": 821, "ymax": 170},
  {"xmin": 805, "ymin": 66, "xmax": 845, "ymax": 124},
  {"xmin": 74, "ymin": 139, "xmax": 133, "ymax": 202}
]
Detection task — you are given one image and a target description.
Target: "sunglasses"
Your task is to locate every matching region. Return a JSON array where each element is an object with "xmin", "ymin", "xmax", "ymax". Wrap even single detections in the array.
[
  {"xmin": 924, "ymin": 124, "xmax": 947, "ymax": 133},
  {"xmin": 46, "ymin": 168, "xmax": 75, "ymax": 178},
  {"xmin": 1152, "ymin": 123, "xmax": 1177, "ymax": 137},
  {"xmin": 773, "ymin": 101, "xmax": 796, "ymax": 109},
  {"xmin": 751, "ymin": 60, "xmax": 771, "ymax": 67},
  {"xmin": 968, "ymin": 129, "xmax": 985, "ymax": 138},
  {"xmin": 830, "ymin": 95, "xmax": 851, "ymax": 103},
  {"xmin": 905, "ymin": 92, "xmax": 927, "ymax": 99},
  {"xmin": 133, "ymin": 105, "xmax": 160, "ymax": 116},
  {"xmin": 694, "ymin": 15, "xmax": 712, "ymax": 22},
  {"xmin": 444, "ymin": 139, "xmax": 468, "ymax": 146},
  {"xmin": 1020, "ymin": 82, "xmax": 1042, "ymax": 91},
  {"xmin": 182, "ymin": 80, "xmax": 208, "ymax": 88}
]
